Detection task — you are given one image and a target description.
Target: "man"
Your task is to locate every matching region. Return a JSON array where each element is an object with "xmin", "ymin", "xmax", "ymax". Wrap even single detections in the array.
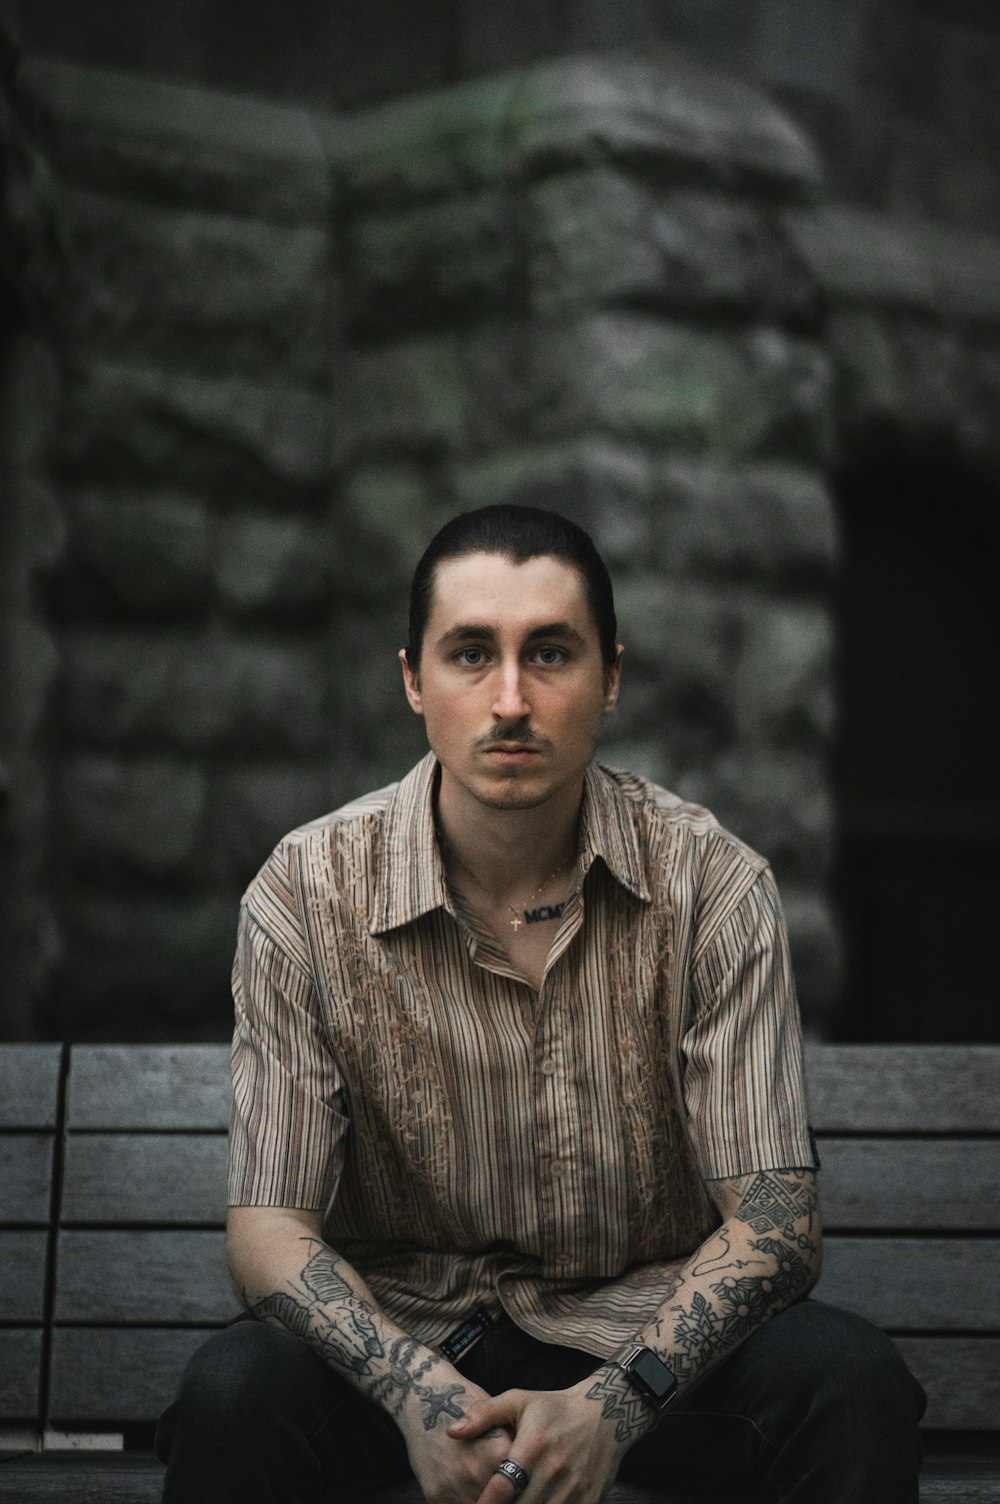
[{"xmin": 158, "ymin": 505, "xmax": 924, "ymax": 1503}]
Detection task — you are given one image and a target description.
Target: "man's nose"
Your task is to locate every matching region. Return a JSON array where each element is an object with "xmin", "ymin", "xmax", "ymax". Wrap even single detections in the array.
[{"xmin": 492, "ymin": 660, "xmax": 530, "ymax": 720}]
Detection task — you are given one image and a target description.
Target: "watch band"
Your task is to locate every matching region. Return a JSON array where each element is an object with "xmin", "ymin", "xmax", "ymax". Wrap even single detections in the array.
[{"xmin": 613, "ymin": 1345, "xmax": 679, "ymax": 1413}]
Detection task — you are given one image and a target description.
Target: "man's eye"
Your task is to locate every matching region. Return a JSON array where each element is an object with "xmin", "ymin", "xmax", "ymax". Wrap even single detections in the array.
[
  {"xmin": 456, "ymin": 648, "xmax": 487, "ymax": 666},
  {"xmin": 534, "ymin": 647, "xmax": 565, "ymax": 665}
]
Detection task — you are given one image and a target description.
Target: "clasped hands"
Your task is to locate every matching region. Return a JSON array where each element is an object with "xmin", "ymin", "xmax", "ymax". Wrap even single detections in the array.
[{"xmin": 442, "ymin": 1372, "xmax": 645, "ymax": 1504}]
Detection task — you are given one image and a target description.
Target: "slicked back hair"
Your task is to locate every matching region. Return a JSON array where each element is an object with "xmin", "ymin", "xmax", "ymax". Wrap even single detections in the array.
[{"xmin": 405, "ymin": 504, "xmax": 617, "ymax": 668}]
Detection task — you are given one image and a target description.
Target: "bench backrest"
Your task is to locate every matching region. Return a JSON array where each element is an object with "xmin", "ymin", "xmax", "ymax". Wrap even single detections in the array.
[{"xmin": 2, "ymin": 1043, "xmax": 997, "ymax": 1435}]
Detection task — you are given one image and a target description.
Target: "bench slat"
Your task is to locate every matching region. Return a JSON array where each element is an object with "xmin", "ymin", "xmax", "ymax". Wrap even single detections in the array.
[
  {"xmin": 0, "ymin": 1329, "xmax": 44, "ymax": 1423},
  {"xmin": 55, "ymin": 1230, "xmax": 238, "ymax": 1323},
  {"xmin": 895, "ymin": 1336, "xmax": 1000, "ymax": 1430},
  {"xmin": 67, "ymin": 1046, "xmax": 230, "ymax": 1130},
  {"xmin": 0, "ymin": 1045, "xmax": 63, "ymax": 1130},
  {"xmin": 48, "ymin": 1326, "xmax": 218, "ymax": 1424},
  {"xmin": 817, "ymin": 1139, "xmax": 1000, "ymax": 1231},
  {"xmin": 62, "ymin": 1135, "xmax": 228, "ymax": 1224},
  {"xmin": 0, "ymin": 1231, "xmax": 50, "ymax": 1321},
  {"xmin": 0, "ymin": 1135, "xmax": 56, "ymax": 1223},
  {"xmin": 805, "ymin": 1045, "xmax": 1000, "ymax": 1132},
  {"xmin": 817, "ymin": 1237, "xmax": 1000, "ymax": 1330}
]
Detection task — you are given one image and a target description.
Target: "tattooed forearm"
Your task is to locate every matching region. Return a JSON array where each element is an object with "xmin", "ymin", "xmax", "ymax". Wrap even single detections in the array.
[
  {"xmin": 587, "ymin": 1169, "xmax": 820, "ymax": 1435},
  {"xmin": 245, "ymin": 1239, "xmax": 385, "ymax": 1376},
  {"xmin": 242, "ymin": 1237, "xmax": 470, "ymax": 1430}
]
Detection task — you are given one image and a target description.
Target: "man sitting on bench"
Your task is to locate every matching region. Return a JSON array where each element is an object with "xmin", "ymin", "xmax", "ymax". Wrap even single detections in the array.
[{"xmin": 157, "ymin": 505, "xmax": 925, "ymax": 1503}]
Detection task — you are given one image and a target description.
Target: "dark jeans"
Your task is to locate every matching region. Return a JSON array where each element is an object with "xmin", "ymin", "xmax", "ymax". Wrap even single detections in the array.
[{"xmin": 156, "ymin": 1299, "xmax": 925, "ymax": 1504}]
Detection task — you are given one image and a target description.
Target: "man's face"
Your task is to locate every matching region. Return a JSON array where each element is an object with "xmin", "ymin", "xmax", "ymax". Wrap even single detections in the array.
[{"xmin": 400, "ymin": 551, "xmax": 622, "ymax": 814}]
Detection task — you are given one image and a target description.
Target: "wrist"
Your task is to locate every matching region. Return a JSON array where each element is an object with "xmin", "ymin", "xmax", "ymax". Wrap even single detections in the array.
[{"xmin": 608, "ymin": 1345, "xmax": 679, "ymax": 1419}]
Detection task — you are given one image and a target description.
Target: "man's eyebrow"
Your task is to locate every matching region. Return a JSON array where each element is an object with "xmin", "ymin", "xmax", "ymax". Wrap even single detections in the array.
[
  {"xmin": 524, "ymin": 621, "xmax": 587, "ymax": 646},
  {"xmin": 436, "ymin": 624, "xmax": 498, "ymax": 647},
  {"xmin": 435, "ymin": 620, "xmax": 587, "ymax": 648}
]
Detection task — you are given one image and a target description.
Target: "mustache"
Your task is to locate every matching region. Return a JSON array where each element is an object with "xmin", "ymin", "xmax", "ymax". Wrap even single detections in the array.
[{"xmin": 476, "ymin": 724, "xmax": 548, "ymax": 749}]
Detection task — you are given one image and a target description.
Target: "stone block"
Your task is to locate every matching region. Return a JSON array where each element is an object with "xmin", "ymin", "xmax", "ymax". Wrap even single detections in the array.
[
  {"xmin": 58, "ymin": 755, "xmax": 206, "ymax": 876},
  {"xmin": 828, "ymin": 308, "xmax": 969, "ymax": 445},
  {"xmin": 530, "ymin": 173, "xmax": 818, "ymax": 320},
  {"xmin": 728, "ymin": 328, "xmax": 832, "ymax": 464},
  {"xmin": 58, "ymin": 361, "xmax": 332, "ymax": 499},
  {"xmin": 692, "ymin": 747, "xmax": 834, "ymax": 884},
  {"xmin": 529, "ymin": 315, "xmax": 721, "ymax": 446},
  {"xmin": 651, "ymin": 462, "xmax": 837, "ymax": 586},
  {"xmin": 336, "ymin": 54, "xmax": 820, "ymax": 210},
  {"xmin": 27, "ymin": 57, "xmax": 330, "ymax": 221},
  {"xmin": 63, "ymin": 190, "xmax": 330, "ymax": 383},
  {"xmin": 66, "ymin": 491, "xmax": 211, "ymax": 616},
  {"xmin": 59, "ymin": 891, "xmax": 238, "ymax": 1031},
  {"xmin": 340, "ymin": 337, "xmax": 464, "ymax": 459},
  {"xmin": 215, "ymin": 514, "xmax": 334, "ymax": 620},
  {"xmin": 339, "ymin": 463, "xmax": 440, "ymax": 596},
  {"xmin": 612, "ymin": 577, "xmax": 739, "ymax": 755},
  {"xmin": 64, "ymin": 630, "xmax": 330, "ymax": 754},
  {"xmin": 449, "ymin": 439, "xmax": 656, "ymax": 571},
  {"xmin": 345, "ymin": 192, "xmax": 518, "ymax": 335},
  {"xmin": 733, "ymin": 601, "xmax": 834, "ymax": 748},
  {"xmin": 525, "ymin": 316, "xmax": 830, "ymax": 461},
  {"xmin": 207, "ymin": 764, "xmax": 333, "ymax": 890}
]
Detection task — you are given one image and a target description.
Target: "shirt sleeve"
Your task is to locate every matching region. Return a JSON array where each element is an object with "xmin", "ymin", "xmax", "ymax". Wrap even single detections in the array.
[
  {"xmin": 227, "ymin": 899, "xmax": 349, "ymax": 1210},
  {"xmin": 681, "ymin": 863, "xmax": 816, "ymax": 1180}
]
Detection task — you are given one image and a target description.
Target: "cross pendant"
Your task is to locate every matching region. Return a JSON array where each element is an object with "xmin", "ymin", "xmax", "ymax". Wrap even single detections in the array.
[{"xmin": 510, "ymin": 915, "xmax": 522, "ymax": 931}]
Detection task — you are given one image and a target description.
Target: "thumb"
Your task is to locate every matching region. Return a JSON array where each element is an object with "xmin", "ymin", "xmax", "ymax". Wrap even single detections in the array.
[{"xmin": 448, "ymin": 1392, "xmax": 517, "ymax": 1439}]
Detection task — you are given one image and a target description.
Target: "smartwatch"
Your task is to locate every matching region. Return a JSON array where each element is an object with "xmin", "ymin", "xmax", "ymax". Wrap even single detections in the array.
[{"xmin": 613, "ymin": 1346, "xmax": 679, "ymax": 1414}]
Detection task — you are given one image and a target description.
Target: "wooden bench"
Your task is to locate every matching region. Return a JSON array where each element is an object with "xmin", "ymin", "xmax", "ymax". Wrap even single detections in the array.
[{"xmin": 1, "ymin": 1042, "xmax": 998, "ymax": 1501}]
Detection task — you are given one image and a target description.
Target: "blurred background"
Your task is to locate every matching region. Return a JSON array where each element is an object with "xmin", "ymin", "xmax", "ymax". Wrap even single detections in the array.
[{"xmin": 1, "ymin": 0, "xmax": 998, "ymax": 1047}]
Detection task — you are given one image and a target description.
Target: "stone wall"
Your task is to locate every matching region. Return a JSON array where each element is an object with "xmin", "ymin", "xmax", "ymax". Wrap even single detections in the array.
[
  {"xmin": 11, "ymin": 46, "xmax": 1000, "ymax": 1042},
  {"xmin": 17, "ymin": 62, "xmax": 339, "ymax": 1038},
  {"xmin": 7, "ymin": 52, "xmax": 843, "ymax": 1039},
  {"xmin": 15, "ymin": 0, "xmax": 1000, "ymax": 234}
]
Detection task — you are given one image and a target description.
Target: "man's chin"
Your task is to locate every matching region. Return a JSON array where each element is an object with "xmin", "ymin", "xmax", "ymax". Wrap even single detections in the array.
[{"xmin": 472, "ymin": 782, "xmax": 553, "ymax": 812}]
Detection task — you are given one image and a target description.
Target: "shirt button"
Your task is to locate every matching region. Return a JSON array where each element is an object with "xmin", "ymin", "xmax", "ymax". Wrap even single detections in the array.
[
  {"xmin": 555, "ymin": 1253, "xmax": 572, "ymax": 1267},
  {"xmin": 540, "ymin": 1058, "xmax": 557, "ymax": 1075},
  {"xmin": 551, "ymin": 1160, "xmax": 567, "ymax": 1177}
]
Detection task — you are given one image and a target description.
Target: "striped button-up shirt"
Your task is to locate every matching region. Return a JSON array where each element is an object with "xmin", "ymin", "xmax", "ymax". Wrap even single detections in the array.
[{"xmin": 229, "ymin": 753, "xmax": 815, "ymax": 1359}]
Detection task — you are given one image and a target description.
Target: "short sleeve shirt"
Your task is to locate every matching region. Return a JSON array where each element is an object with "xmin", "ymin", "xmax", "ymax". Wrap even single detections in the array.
[{"xmin": 228, "ymin": 753, "xmax": 816, "ymax": 1360}]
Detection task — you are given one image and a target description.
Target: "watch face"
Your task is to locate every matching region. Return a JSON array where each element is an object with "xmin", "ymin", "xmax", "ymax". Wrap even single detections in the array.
[{"xmin": 628, "ymin": 1347, "xmax": 677, "ymax": 1403}]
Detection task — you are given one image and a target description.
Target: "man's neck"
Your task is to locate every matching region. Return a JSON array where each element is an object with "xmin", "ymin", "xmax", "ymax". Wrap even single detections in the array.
[{"xmin": 434, "ymin": 769, "xmax": 583, "ymax": 906}]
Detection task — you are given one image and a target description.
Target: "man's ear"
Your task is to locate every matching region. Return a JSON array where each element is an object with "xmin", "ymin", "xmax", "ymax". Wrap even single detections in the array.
[
  {"xmin": 603, "ymin": 644, "xmax": 624, "ymax": 713},
  {"xmin": 399, "ymin": 648, "xmax": 424, "ymax": 715}
]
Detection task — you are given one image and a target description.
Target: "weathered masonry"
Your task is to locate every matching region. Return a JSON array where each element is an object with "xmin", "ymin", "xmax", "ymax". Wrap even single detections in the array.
[{"xmin": 3, "ymin": 50, "xmax": 1000, "ymax": 1042}]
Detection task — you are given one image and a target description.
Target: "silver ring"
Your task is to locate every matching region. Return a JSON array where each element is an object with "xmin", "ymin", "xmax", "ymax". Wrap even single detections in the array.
[{"xmin": 496, "ymin": 1459, "xmax": 530, "ymax": 1494}]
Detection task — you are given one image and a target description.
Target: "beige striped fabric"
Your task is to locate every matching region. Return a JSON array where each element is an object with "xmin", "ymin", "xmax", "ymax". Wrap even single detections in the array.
[{"xmin": 229, "ymin": 752, "xmax": 816, "ymax": 1360}]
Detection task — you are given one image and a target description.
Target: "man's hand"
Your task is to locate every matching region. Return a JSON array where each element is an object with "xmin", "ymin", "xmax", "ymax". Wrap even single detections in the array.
[
  {"xmin": 399, "ymin": 1375, "xmax": 512, "ymax": 1504},
  {"xmin": 447, "ymin": 1366, "xmax": 658, "ymax": 1504}
]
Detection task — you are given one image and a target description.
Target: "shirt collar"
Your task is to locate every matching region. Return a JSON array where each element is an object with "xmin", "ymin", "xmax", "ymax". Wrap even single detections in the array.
[
  {"xmin": 370, "ymin": 752, "xmax": 448, "ymax": 935},
  {"xmin": 578, "ymin": 762, "xmax": 652, "ymax": 904},
  {"xmin": 370, "ymin": 753, "xmax": 651, "ymax": 936}
]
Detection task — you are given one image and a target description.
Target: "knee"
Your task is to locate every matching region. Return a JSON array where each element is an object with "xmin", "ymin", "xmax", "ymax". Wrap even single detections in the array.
[
  {"xmin": 169, "ymin": 1320, "xmax": 321, "ymax": 1441},
  {"xmin": 764, "ymin": 1300, "xmax": 926, "ymax": 1427}
]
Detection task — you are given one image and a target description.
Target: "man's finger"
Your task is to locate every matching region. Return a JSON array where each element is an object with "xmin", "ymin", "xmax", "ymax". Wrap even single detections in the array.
[
  {"xmin": 448, "ymin": 1392, "xmax": 518, "ymax": 1438},
  {"xmin": 473, "ymin": 1467, "xmax": 526, "ymax": 1504}
]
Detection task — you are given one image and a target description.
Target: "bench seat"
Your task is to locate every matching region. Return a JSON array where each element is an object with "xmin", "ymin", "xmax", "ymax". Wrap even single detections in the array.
[
  {"xmin": 1, "ymin": 1041, "xmax": 997, "ymax": 1501},
  {"xmin": 0, "ymin": 1456, "xmax": 998, "ymax": 1503}
]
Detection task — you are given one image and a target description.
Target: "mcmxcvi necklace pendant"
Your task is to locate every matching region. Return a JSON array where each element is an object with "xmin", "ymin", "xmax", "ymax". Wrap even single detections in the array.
[
  {"xmin": 505, "ymin": 866, "xmax": 571, "ymax": 931},
  {"xmin": 439, "ymin": 829, "xmax": 572, "ymax": 932}
]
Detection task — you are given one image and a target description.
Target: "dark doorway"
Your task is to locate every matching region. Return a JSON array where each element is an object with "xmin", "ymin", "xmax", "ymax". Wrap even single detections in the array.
[{"xmin": 832, "ymin": 443, "xmax": 1000, "ymax": 1042}]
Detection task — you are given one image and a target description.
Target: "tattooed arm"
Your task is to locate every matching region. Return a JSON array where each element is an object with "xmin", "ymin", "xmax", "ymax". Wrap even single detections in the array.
[
  {"xmin": 227, "ymin": 1206, "xmax": 509, "ymax": 1504},
  {"xmin": 454, "ymin": 1167, "xmax": 821, "ymax": 1504}
]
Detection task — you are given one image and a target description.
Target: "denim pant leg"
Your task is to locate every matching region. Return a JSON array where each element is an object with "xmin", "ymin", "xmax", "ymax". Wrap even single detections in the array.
[
  {"xmin": 620, "ymin": 1300, "xmax": 927, "ymax": 1503},
  {"xmin": 155, "ymin": 1319, "xmax": 413, "ymax": 1504}
]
